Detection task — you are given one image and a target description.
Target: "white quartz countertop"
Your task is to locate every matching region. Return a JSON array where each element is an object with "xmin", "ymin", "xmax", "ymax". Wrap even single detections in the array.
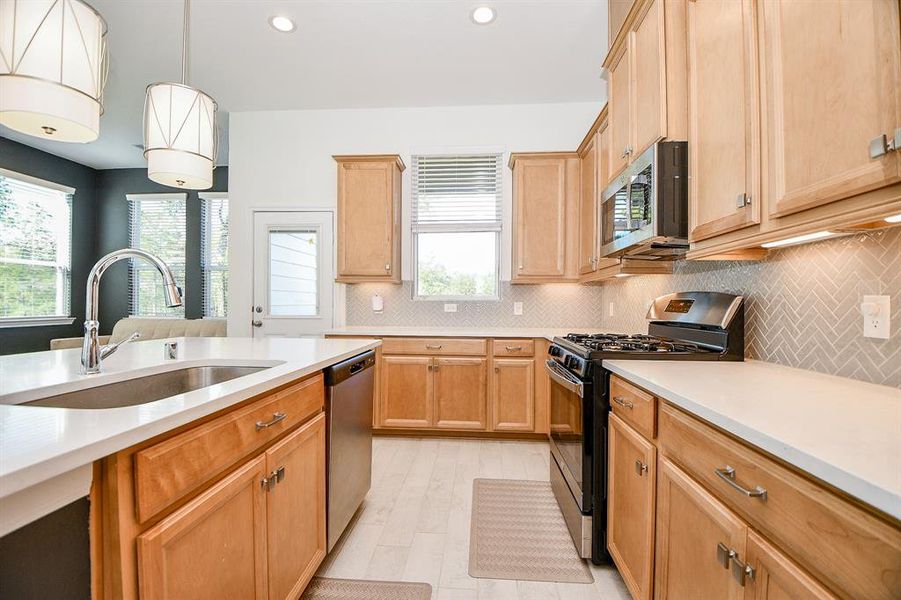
[
  {"xmin": 0, "ymin": 336, "xmax": 380, "ymax": 500},
  {"xmin": 603, "ymin": 359, "xmax": 901, "ymax": 519},
  {"xmin": 326, "ymin": 325, "xmax": 582, "ymax": 340}
]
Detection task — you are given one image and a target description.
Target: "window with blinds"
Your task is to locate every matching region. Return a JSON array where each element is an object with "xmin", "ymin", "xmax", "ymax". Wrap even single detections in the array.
[
  {"xmin": 127, "ymin": 194, "xmax": 186, "ymax": 317},
  {"xmin": 200, "ymin": 194, "xmax": 228, "ymax": 318},
  {"xmin": 412, "ymin": 154, "xmax": 502, "ymax": 300},
  {"xmin": 0, "ymin": 172, "xmax": 73, "ymax": 322}
]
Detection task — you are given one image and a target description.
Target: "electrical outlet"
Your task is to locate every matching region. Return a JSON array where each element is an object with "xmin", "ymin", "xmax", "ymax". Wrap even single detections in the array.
[
  {"xmin": 861, "ymin": 295, "xmax": 890, "ymax": 339},
  {"xmin": 444, "ymin": 303, "xmax": 457, "ymax": 313},
  {"xmin": 608, "ymin": 301, "xmax": 615, "ymax": 318},
  {"xmin": 513, "ymin": 301, "xmax": 523, "ymax": 316}
]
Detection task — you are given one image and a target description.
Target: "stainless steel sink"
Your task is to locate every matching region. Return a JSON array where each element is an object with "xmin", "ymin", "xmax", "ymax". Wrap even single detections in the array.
[{"xmin": 24, "ymin": 366, "xmax": 270, "ymax": 409}]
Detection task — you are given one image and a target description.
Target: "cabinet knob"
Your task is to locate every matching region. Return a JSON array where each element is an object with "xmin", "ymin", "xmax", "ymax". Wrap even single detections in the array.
[
  {"xmin": 634, "ymin": 459, "xmax": 648, "ymax": 476},
  {"xmin": 736, "ymin": 193, "xmax": 751, "ymax": 209},
  {"xmin": 385, "ymin": 263, "xmax": 391, "ymax": 271}
]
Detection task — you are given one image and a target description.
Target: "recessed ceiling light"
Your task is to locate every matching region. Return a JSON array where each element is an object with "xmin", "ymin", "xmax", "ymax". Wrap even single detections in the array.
[
  {"xmin": 268, "ymin": 15, "xmax": 296, "ymax": 33},
  {"xmin": 760, "ymin": 230, "xmax": 835, "ymax": 249},
  {"xmin": 471, "ymin": 6, "xmax": 496, "ymax": 25},
  {"xmin": 885, "ymin": 213, "xmax": 901, "ymax": 223}
]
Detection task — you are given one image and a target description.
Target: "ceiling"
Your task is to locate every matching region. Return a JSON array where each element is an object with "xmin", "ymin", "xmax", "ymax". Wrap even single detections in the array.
[{"xmin": 1, "ymin": 0, "xmax": 608, "ymax": 170}]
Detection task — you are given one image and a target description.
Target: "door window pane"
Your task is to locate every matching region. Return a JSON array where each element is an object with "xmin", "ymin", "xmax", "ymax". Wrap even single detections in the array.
[{"xmin": 269, "ymin": 230, "xmax": 318, "ymax": 316}]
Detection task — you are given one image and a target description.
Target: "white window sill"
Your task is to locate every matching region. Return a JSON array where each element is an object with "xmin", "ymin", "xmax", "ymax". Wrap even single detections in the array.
[{"xmin": 0, "ymin": 316, "xmax": 76, "ymax": 329}]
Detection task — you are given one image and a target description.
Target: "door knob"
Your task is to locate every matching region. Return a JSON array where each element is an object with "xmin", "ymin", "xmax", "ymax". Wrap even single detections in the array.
[{"xmin": 252, "ymin": 320, "xmax": 263, "ymax": 328}]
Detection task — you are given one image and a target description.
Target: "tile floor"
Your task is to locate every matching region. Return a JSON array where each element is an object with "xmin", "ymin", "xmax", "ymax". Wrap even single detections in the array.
[{"xmin": 316, "ymin": 436, "xmax": 630, "ymax": 599}]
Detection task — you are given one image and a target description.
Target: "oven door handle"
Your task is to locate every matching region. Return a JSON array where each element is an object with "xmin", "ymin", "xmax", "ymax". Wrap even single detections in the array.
[{"xmin": 545, "ymin": 360, "xmax": 585, "ymax": 398}]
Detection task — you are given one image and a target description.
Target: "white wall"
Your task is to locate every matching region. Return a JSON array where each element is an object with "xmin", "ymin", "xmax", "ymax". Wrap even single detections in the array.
[{"xmin": 227, "ymin": 101, "xmax": 602, "ymax": 336}]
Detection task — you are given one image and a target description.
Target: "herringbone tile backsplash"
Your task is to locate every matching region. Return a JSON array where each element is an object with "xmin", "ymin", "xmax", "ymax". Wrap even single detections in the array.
[{"xmin": 346, "ymin": 227, "xmax": 901, "ymax": 387}]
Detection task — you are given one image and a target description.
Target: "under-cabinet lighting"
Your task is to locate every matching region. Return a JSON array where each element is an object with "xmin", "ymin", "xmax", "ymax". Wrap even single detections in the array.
[
  {"xmin": 471, "ymin": 6, "xmax": 497, "ymax": 24},
  {"xmin": 614, "ymin": 273, "xmax": 630, "ymax": 278},
  {"xmin": 885, "ymin": 213, "xmax": 901, "ymax": 224},
  {"xmin": 760, "ymin": 231, "xmax": 834, "ymax": 249},
  {"xmin": 269, "ymin": 15, "xmax": 296, "ymax": 32}
]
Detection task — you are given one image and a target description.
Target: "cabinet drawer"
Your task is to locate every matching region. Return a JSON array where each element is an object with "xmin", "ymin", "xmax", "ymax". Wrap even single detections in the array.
[
  {"xmin": 380, "ymin": 337, "xmax": 486, "ymax": 356},
  {"xmin": 658, "ymin": 401, "xmax": 901, "ymax": 600},
  {"xmin": 610, "ymin": 375, "xmax": 656, "ymax": 439},
  {"xmin": 135, "ymin": 373, "xmax": 325, "ymax": 522},
  {"xmin": 492, "ymin": 339, "xmax": 535, "ymax": 357}
]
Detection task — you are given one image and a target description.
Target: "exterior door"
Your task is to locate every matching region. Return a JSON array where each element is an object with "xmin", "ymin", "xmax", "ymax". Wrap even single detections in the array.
[
  {"xmin": 433, "ymin": 357, "xmax": 488, "ymax": 430},
  {"xmin": 655, "ymin": 458, "xmax": 746, "ymax": 600},
  {"xmin": 688, "ymin": 0, "xmax": 760, "ymax": 241},
  {"xmin": 760, "ymin": 0, "xmax": 901, "ymax": 217},
  {"xmin": 137, "ymin": 456, "xmax": 269, "ymax": 600},
  {"xmin": 252, "ymin": 211, "xmax": 334, "ymax": 337},
  {"xmin": 265, "ymin": 414, "xmax": 326, "ymax": 600},
  {"xmin": 608, "ymin": 414, "xmax": 656, "ymax": 600},
  {"xmin": 379, "ymin": 355, "xmax": 433, "ymax": 428}
]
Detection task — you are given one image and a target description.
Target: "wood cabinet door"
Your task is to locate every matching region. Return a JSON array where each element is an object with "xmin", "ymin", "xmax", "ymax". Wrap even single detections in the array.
[
  {"xmin": 379, "ymin": 356, "xmax": 433, "ymax": 428},
  {"xmin": 579, "ymin": 135, "xmax": 599, "ymax": 274},
  {"xmin": 434, "ymin": 357, "xmax": 488, "ymax": 430},
  {"xmin": 490, "ymin": 358, "xmax": 535, "ymax": 432},
  {"xmin": 630, "ymin": 0, "xmax": 666, "ymax": 157},
  {"xmin": 609, "ymin": 0, "xmax": 636, "ymax": 48},
  {"xmin": 743, "ymin": 530, "xmax": 837, "ymax": 600},
  {"xmin": 760, "ymin": 0, "xmax": 901, "ymax": 218},
  {"xmin": 137, "ymin": 456, "xmax": 268, "ymax": 600},
  {"xmin": 688, "ymin": 0, "xmax": 761, "ymax": 241},
  {"xmin": 607, "ymin": 414, "xmax": 656, "ymax": 600},
  {"xmin": 655, "ymin": 458, "xmax": 746, "ymax": 600},
  {"xmin": 337, "ymin": 160, "xmax": 395, "ymax": 278},
  {"xmin": 608, "ymin": 43, "xmax": 632, "ymax": 179},
  {"xmin": 513, "ymin": 158, "xmax": 568, "ymax": 278},
  {"xmin": 265, "ymin": 413, "xmax": 326, "ymax": 600}
]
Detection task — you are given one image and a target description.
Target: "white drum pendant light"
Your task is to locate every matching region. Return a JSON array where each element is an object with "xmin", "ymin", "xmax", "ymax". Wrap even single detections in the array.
[
  {"xmin": 0, "ymin": 0, "xmax": 109, "ymax": 143},
  {"xmin": 143, "ymin": 0, "xmax": 218, "ymax": 190}
]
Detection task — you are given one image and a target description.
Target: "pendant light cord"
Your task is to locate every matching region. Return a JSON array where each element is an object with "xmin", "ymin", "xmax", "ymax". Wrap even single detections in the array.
[{"xmin": 181, "ymin": 0, "xmax": 190, "ymax": 85}]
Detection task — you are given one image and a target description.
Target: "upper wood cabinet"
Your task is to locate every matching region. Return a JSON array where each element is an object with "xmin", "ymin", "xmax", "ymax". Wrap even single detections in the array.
[
  {"xmin": 609, "ymin": 0, "xmax": 637, "ymax": 50},
  {"xmin": 608, "ymin": 414, "xmax": 656, "ymax": 600},
  {"xmin": 687, "ymin": 0, "xmax": 760, "ymax": 242},
  {"xmin": 603, "ymin": 0, "xmax": 688, "ymax": 185},
  {"xmin": 509, "ymin": 153, "xmax": 580, "ymax": 282},
  {"xmin": 334, "ymin": 155, "xmax": 404, "ymax": 283},
  {"xmin": 579, "ymin": 133, "xmax": 599, "ymax": 275},
  {"xmin": 759, "ymin": 0, "xmax": 901, "ymax": 218}
]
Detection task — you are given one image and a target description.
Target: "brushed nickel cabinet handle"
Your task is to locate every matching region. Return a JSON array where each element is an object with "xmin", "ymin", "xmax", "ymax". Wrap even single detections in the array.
[
  {"xmin": 255, "ymin": 412, "xmax": 287, "ymax": 431},
  {"xmin": 425, "ymin": 344, "xmax": 443, "ymax": 350},
  {"xmin": 634, "ymin": 460, "xmax": 648, "ymax": 476},
  {"xmin": 714, "ymin": 465, "xmax": 767, "ymax": 500},
  {"xmin": 505, "ymin": 345, "xmax": 523, "ymax": 351},
  {"xmin": 613, "ymin": 396, "xmax": 634, "ymax": 409},
  {"xmin": 716, "ymin": 543, "xmax": 735, "ymax": 569}
]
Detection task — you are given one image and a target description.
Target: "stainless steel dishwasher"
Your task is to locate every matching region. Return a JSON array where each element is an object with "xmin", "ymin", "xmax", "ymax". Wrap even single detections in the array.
[{"xmin": 324, "ymin": 350, "xmax": 376, "ymax": 551}]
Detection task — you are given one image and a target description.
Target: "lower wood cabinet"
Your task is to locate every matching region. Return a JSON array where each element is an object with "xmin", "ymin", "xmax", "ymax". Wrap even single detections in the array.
[
  {"xmin": 434, "ymin": 357, "xmax": 488, "ymax": 430},
  {"xmin": 137, "ymin": 413, "xmax": 327, "ymax": 600},
  {"xmin": 379, "ymin": 355, "xmax": 433, "ymax": 428},
  {"xmin": 137, "ymin": 455, "xmax": 269, "ymax": 600},
  {"xmin": 744, "ymin": 530, "xmax": 837, "ymax": 600},
  {"xmin": 655, "ymin": 456, "xmax": 746, "ymax": 600},
  {"xmin": 607, "ymin": 413, "xmax": 656, "ymax": 600},
  {"xmin": 490, "ymin": 358, "xmax": 535, "ymax": 432}
]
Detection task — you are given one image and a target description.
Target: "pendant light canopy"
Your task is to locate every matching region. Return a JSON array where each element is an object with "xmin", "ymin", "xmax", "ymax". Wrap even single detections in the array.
[
  {"xmin": 0, "ymin": 0, "xmax": 109, "ymax": 143},
  {"xmin": 143, "ymin": 0, "xmax": 218, "ymax": 190}
]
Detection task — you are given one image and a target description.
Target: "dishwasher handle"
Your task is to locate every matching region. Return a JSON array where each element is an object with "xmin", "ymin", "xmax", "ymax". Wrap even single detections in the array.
[{"xmin": 325, "ymin": 350, "xmax": 376, "ymax": 386}]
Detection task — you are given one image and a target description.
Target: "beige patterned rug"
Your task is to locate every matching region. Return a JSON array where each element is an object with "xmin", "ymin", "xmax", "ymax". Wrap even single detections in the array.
[
  {"xmin": 301, "ymin": 578, "xmax": 432, "ymax": 599},
  {"xmin": 468, "ymin": 478, "xmax": 594, "ymax": 584}
]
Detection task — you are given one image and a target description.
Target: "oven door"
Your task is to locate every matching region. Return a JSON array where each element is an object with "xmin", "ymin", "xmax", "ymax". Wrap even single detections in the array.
[{"xmin": 547, "ymin": 360, "xmax": 592, "ymax": 512}]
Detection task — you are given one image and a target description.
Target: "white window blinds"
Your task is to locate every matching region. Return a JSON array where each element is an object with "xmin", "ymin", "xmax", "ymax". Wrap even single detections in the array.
[
  {"xmin": 0, "ymin": 173, "xmax": 73, "ymax": 320},
  {"xmin": 127, "ymin": 194, "xmax": 186, "ymax": 317},
  {"xmin": 201, "ymin": 194, "xmax": 228, "ymax": 318},
  {"xmin": 411, "ymin": 154, "xmax": 503, "ymax": 232}
]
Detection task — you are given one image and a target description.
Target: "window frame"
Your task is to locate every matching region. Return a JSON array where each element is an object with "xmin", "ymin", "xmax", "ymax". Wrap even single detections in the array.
[
  {"xmin": 126, "ymin": 192, "xmax": 187, "ymax": 318},
  {"xmin": 411, "ymin": 153, "xmax": 503, "ymax": 302},
  {"xmin": 199, "ymin": 192, "xmax": 228, "ymax": 319},
  {"xmin": 0, "ymin": 168, "xmax": 75, "ymax": 328}
]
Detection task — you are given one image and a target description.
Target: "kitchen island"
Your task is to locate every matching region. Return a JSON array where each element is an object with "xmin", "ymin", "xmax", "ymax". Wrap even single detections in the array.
[{"xmin": 0, "ymin": 335, "xmax": 380, "ymax": 599}]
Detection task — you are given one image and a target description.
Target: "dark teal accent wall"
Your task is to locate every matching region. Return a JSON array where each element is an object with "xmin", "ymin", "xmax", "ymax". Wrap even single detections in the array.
[{"xmin": 0, "ymin": 138, "xmax": 99, "ymax": 355}]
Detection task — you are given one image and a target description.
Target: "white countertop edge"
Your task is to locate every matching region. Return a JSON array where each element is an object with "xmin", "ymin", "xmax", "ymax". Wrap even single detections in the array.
[
  {"xmin": 0, "ymin": 340, "xmax": 381, "ymax": 499},
  {"xmin": 325, "ymin": 326, "xmax": 587, "ymax": 341},
  {"xmin": 603, "ymin": 361, "xmax": 901, "ymax": 520}
]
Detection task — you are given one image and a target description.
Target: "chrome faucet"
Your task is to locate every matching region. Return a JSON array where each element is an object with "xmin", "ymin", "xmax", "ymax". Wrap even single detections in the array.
[{"xmin": 81, "ymin": 249, "xmax": 183, "ymax": 374}]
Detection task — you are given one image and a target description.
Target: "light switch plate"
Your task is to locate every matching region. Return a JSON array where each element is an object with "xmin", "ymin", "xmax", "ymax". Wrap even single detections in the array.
[
  {"xmin": 861, "ymin": 295, "xmax": 890, "ymax": 339},
  {"xmin": 513, "ymin": 301, "xmax": 523, "ymax": 316},
  {"xmin": 608, "ymin": 301, "xmax": 615, "ymax": 318},
  {"xmin": 444, "ymin": 303, "xmax": 457, "ymax": 313}
]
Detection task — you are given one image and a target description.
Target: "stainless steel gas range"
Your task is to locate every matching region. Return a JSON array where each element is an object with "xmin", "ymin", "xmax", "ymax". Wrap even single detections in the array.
[{"xmin": 546, "ymin": 291, "xmax": 745, "ymax": 564}]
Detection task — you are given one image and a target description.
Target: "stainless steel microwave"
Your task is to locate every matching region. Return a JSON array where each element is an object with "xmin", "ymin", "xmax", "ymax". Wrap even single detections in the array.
[{"xmin": 599, "ymin": 141, "xmax": 688, "ymax": 258}]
